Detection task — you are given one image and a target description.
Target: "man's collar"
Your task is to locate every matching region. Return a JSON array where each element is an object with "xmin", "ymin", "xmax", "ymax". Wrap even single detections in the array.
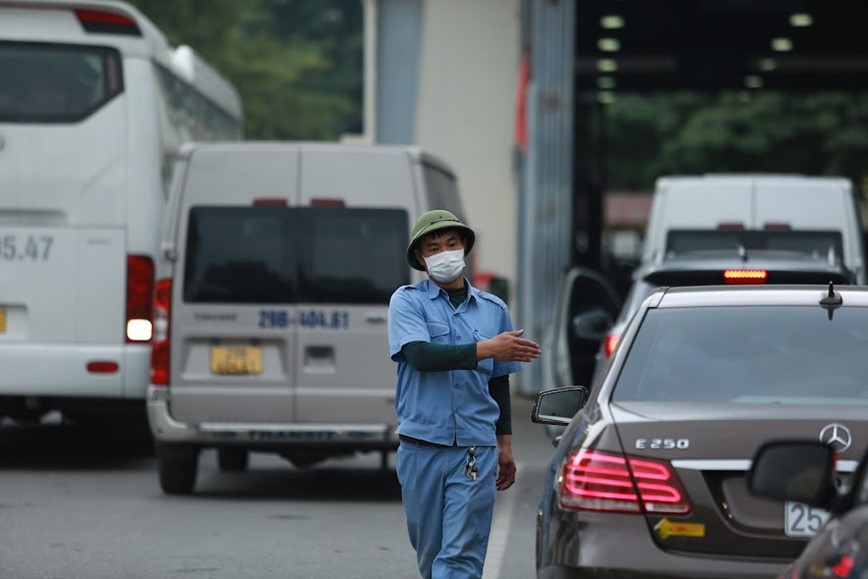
[{"xmin": 424, "ymin": 278, "xmax": 478, "ymax": 301}]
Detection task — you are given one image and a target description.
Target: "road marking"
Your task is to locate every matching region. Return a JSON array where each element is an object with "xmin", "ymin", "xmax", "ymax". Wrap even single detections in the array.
[{"xmin": 482, "ymin": 462, "xmax": 523, "ymax": 579}]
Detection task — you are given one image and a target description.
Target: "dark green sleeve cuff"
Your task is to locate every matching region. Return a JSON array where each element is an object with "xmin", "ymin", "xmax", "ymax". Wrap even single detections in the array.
[
  {"xmin": 401, "ymin": 341, "xmax": 478, "ymax": 372},
  {"xmin": 488, "ymin": 375, "xmax": 512, "ymax": 435}
]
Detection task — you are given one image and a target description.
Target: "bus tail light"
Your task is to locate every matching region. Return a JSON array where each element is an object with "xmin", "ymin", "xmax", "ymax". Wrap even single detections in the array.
[
  {"xmin": 126, "ymin": 255, "xmax": 154, "ymax": 343},
  {"xmin": 558, "ymin": 449, "xmax": 691, "ymax": 515},
  {"xmin": 150, "ymin": 279, "xmax": 172, "ymax": 386}
]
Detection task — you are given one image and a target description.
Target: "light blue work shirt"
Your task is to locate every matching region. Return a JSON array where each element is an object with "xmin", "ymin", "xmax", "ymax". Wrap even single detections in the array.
[{"xmin": 388, "ymin": 278, "xmax": 523, "ymax": 447}]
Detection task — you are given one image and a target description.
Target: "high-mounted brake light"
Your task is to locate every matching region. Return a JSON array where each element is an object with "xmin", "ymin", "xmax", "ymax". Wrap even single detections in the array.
[
  {"xmin": 311, "ymin": 197, "xmax": 345, "ymax": 207},
  {"xmin": 558, "ymin": 449, "xmax": 691, "ymax": 515},
  {"xmin": 150, "ymin": 279, "xmax": 172, "ymax": 386},
  {"xmin": 126, "ymin": 255, "xmax": 154, "ymax": 342},
  {"xmin": 252, "ymin": 198, "xmax": 288, "ymax": 207},
  {"xmin": 723, "ymin": 269, "xmax": 768, "ymax": 284},
  {"xmin": 74, "ymin": 9, "xmax": 141, "ymax": 35},
  {"xmin": 603, "ymin": 333, "xmax": 620, "ymax": 358}
]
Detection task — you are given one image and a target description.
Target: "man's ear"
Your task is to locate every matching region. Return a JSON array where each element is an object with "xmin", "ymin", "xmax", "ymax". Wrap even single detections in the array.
[{"xmin": 415, "ymin": 248, "xmax": 428, "ymax": 271}]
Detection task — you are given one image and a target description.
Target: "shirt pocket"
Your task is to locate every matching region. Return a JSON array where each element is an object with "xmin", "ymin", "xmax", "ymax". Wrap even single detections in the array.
[{"xmin": 426, "ymin": 320, "xmax": 451, "ymax": 344}]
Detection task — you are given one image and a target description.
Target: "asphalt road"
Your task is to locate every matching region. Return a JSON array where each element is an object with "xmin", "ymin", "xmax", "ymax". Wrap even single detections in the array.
[{"xmin": 0, "ymin": 395, "xmax": 558, "ymax": 579}]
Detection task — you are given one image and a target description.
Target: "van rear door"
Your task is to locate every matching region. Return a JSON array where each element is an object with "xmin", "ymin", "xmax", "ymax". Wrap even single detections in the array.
[{"xmin": 294, "ymin": 207, "xmax": 409, "ymax": 424}]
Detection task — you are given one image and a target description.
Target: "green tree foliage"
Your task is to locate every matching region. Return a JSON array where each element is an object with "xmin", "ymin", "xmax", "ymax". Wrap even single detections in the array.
[
  {"xmin": 605, "ymin": 92, "xmax": 868, "ymax": 197},
  {"xmin": 129, "ymin": 0, "xmax": 362, "ymax": 140}
]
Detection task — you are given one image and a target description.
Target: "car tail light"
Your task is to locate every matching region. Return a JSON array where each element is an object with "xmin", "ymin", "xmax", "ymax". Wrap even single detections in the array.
[
  {"xmin": 723, "ymin": 269, "xmax": 768, "ymax": 284},
  {"xmin": 603, "ymin": 333, "xmax": 620, "ymax": 358},
  {"xmin": 150, "ymin": 279, "xmax": 172, "ymax": 386},
  {"xmin": 74, "ymin": 9, "xmax": 141, "ymax": 35},
  {"xmin": 558, "ymin": 449, "xmax": 691, "ymax": 515},
  {"xmin": 126, "ymin": 255, "xmax": 154, "ymax": 343}
]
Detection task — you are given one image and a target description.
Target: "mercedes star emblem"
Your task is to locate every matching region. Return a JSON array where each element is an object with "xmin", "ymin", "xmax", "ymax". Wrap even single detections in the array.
[{"xmin": 819, "ymin": 423, "xmax": 852, "ymax": 452}]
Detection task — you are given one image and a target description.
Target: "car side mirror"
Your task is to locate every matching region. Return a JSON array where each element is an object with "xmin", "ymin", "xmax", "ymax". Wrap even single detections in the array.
[
  {"xmin": 747, "ymin": 441, "xmax": 838, "ymax": 509},
  {"xmin": 531, "ymin": 386, "xmax": 589, "ymax": 426},
  {"xmin": 572, "ymin": 309, "xmax": 613, "ymax": 341}
]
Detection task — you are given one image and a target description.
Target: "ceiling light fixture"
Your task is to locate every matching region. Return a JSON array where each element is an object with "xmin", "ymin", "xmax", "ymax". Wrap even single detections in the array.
[
  {"xmin": 745, "ymin": 75, "xmax": 763, "ymax": 89},
  {"xmin": 790, "ymin": 13, "xmax": 813, "ymax": 27},
  {"xmin": 771, "ymin": 37, "xmax": 793, "ymax": 52},
  {"xmin": 601, "ymin": 15, "xmax": 625, "ymax": 29},
  {"xmin": 759, "ymin": 58, "xmax": 777, "ymax": 71},
  {"xmin": 596, "ymin": 59, "xmax": 618, "ymax": 72},
  {"xmin": 598, "ymin": 38, "xmax": 621, "ymax": 52}
]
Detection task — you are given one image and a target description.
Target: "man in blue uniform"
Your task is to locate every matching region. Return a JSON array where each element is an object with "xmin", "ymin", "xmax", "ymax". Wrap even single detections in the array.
[{"xmin": 388, "ymin": 209, "xmax": 541, "ymax": 579}]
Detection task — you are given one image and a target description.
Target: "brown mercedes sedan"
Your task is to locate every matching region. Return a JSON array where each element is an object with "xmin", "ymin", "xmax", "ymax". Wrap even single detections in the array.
[{"xmin": 532, "ymin": 283, "xmax": 868, "ymax": 579}]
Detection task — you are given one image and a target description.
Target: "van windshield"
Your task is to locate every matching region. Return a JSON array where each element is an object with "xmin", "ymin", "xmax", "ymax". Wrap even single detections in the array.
[
  {"xmin": 183, "ymin": 206, "xmax": 409, "ymax": 304},
  {"xmin": 0, "ymin": 42, "xmax": 123, "ymax": 123}
]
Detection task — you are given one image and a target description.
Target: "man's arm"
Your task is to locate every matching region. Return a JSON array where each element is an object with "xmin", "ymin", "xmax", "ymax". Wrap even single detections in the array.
[
  {"xmin": 490, "ymin": 374, "xmax": 516, "ymax": 491},
  {"xmin": 401, "ymin": 341, "xmax": 477, "ymax": 372}
]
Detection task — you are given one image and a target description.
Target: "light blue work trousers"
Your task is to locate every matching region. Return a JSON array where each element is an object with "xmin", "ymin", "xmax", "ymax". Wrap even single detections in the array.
[{"xmin": 395, "ymin": 440, "xmax": 497, "ymax": 579}]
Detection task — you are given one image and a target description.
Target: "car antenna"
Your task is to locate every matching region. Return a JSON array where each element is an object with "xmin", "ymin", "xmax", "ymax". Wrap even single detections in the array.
[{"xmin": 819, "ymin": 281, "xmax": 843, "ymax": 319}]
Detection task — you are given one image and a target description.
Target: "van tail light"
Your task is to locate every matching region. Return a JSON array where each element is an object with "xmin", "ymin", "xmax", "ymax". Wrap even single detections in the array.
[
  {"xmin": 74, "ymin": 9, "xmax": 141, "ymax": 35},
  {"xmin": 723, "ymin": 269, "xmax": 768, "ymax": 284},
  {"xmin": 603, "ymin": 333, "xmax": 620, "ymax": 358},
  {"xmin": 150, "ymin": 279, "xmax": 172, "ymax": 386},
  {"xmin": 558, "ymin": 449, "xmax": 691, "ymax": 515},
  {"xmin": 126, "ymin": 255, "xmax": 154, "ymax": 343}
]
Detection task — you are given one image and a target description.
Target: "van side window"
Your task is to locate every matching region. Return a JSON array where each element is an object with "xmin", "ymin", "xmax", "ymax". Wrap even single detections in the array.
[
  {"xmin": 183, "ymin": 207, "xmax": 297, "ymax": 303},
  {"xmin": 299, "ymin": 207, "xmax": 409, "ymax": 304}
]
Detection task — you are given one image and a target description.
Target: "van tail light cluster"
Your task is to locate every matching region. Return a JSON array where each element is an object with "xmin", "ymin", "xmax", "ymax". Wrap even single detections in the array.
[
  {"xmin": 603, "ymin": 333, "xmax": 620, "ymax": 359},
  {"xmin": 150, "ymin": 279, "xmax": 172, "ymax": 386},
  {"xmin": 126, "ymin": 255, "xmax": 154, "ymax": 343},
  {"xmin": 723, "ymin": 269, "xmax": 768, "ymax": 284},
  {"xmin": 557, "ymin": 449, "xmax": 691, "ymax": 515}
]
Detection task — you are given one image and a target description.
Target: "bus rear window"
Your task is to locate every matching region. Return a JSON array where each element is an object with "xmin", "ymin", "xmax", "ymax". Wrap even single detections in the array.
[
  {"xmin": 0, "ymin": 42, "xmax": 123, "ymax": 123},
  {"xmin": 182, "ymin": 206, "xmax": 410, "ymax": 305}
]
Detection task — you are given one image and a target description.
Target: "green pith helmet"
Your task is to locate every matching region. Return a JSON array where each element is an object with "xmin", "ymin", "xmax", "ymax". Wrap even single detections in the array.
[{"xmin": 406, "ymin": 209, "xmax": 475, "ymax": 271}]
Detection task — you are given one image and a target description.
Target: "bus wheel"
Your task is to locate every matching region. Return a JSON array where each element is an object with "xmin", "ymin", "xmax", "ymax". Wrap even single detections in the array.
[
  {"xmin": 156, "ymin": 442, "xmax": 198, "ymax": 495},
  {"xmin": 217, "ymin": 447, "xmax": 249, "ymax": 472}
]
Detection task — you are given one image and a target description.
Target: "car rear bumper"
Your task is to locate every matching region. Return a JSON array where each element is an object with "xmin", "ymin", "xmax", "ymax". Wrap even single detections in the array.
[
  {"xmin": 147, "ymin": 386, "xmax": 399, "ymax": 450},
  {"xmin": 538, "ymin": 510, "xmax": 789, "ymax": 579}
]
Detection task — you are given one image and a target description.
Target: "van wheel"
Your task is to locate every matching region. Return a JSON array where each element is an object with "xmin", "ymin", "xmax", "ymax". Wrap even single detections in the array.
[
  {"xmin": 155, "ymin": 443, "xmax": 198, "ymax": 495},
  {"xmin": 217, "ymin": 448, "xmax": 249, "ymax": 472}
]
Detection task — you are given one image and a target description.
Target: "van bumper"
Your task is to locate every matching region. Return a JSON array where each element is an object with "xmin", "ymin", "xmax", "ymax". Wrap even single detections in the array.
[
  {"xmin": 0, "ymin": 343, "xmax": 149, "ymax": 399},
  {"xmin": 146, "ymin": 385, "xmax": 399, "ymax": 449}
]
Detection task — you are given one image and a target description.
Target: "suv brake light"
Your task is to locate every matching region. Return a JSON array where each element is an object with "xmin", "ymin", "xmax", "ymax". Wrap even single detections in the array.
[
  {"xmin": 74, "ymin": 9, "xmax": 141, "ymax": 35},
  {"xmin": 558, "ymin": 449, "xmax": 691, "ymax": 515},
  {"xmin": 603, "ymin": 333, "xmax": 620, "ymax": 358},
  {"xmin": 150, "ymin": 279, "xmax": 172, "ymax": 386},
  {"xmin": 723, "ymin": 269, "xmax": 767, "ymax": 284}
]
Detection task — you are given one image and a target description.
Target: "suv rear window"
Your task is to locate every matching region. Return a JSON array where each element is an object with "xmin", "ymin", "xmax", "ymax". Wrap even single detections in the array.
[
  {"xmin": 613, "ymin": 306, "xmax": 868, "ymax": 404},
  {"xmin": 183, "ymin": 206, "xmax": 409, "ymax": 304},
  {"xmin": 0, "ymin": 42, "xmax": 123, "ymax": 123}
]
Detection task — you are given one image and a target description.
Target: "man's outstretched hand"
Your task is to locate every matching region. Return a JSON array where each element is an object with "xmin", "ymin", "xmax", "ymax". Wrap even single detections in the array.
[{"xmin": 477, "ymin": 329, "xmax": 541, "ymax": 363}]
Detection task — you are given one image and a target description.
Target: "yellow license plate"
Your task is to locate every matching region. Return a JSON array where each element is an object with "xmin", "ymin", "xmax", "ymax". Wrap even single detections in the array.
[
  {"xmin": 0, "ymin": 308, "xmax": 6, "ymax": 333},
  {"xmin": 210, "ymin": 345, "xmax": 262, "ymax": 375}
]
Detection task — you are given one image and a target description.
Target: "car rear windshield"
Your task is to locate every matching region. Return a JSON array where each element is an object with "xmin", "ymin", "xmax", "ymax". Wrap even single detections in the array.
[
  {"xmin": 613, "ymin": 306, "xmax": 868, "ymax": 404},
  {"xmin": 666, "ymin": 229, "xmax": 843, "ymax": 259},
  {"xmin": 183, "ymin": 206, "xmax": 409, "ymax": 304},
  {"xmin": 0, "ymin": 42, "xmax": 123, "ymax": 123}
]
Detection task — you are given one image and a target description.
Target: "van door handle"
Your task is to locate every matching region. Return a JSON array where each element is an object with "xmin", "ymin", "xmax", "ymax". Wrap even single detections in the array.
[{"xmin": 365, "ymin": 315, "xmax": 386, "ymax": 324}]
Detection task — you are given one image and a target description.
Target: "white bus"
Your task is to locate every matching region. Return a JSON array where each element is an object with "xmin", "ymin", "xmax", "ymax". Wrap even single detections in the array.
[{"xmin": 0, "ymin": 0, "xmax": 244, "ymax": 433}]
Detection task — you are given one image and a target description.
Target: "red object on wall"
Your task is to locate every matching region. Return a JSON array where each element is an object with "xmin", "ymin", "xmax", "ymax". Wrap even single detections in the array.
[{"xmin": 515, "ymin": 49, "xmax": 530, "ymax": 153}]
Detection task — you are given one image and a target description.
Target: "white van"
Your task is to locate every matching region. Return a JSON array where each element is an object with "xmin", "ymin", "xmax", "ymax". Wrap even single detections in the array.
[
  {"xmin": 146, "ymin": 141, "xmax": 469, "ymax": 494},
  {"xmin": 642, "ymin": 175, "xmax": 866, "ymax": 283}
]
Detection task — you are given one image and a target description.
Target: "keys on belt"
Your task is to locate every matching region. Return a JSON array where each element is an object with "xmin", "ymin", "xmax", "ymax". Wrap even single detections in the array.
[{"xmin": 464, "ymin": 446, "xmax": 478, "ymax": 481}]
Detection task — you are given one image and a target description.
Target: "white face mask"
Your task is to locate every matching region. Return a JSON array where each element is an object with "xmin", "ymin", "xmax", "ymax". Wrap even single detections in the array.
[{"xmin": 423, "ymin": 249, "xmax": 466, "ymax": 283}]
